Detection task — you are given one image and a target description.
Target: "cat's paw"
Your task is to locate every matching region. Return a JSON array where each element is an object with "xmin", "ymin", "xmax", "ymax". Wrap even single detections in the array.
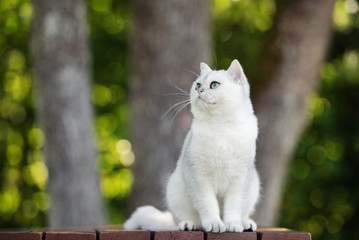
[
  {"xmin": 225, "ymin": 221, "xmax": 244, "ymax": 232},
  {"xmin": 178, "ymin": 220, "xmax": 198, "ymax": 231},
  {"xmin": 201, "ymin": 219, "xmax": 226, "ymax": 233},
  {"xmin": 242, "ymin": 219, "xmax": 257, "ymax": 231}
]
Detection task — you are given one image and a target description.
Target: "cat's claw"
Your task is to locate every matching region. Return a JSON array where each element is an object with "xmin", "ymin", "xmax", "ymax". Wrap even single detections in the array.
[
  {"xmin": 202, "ymin": 219, "xmax": 226, "ymax": 233},
  {"xmin": 178, "ymin": 220, "xmax": 197, "ymax": 231},
  {"xmin": 242, "ymin": 219, "xmax": 257, "ymax": 231},
  {"xmin": 225, "ymin": 221, "xmax": 244, "ymax": 232}
]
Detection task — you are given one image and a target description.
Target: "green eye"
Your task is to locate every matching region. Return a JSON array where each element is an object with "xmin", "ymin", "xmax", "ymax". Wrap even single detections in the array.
[
  {"xmin": 195, "ymin": 83, "xmax": 202, "ymax": 91},
  {"xmin": 210, "ymin": 81, "xmax": 220, "ymax": 89}
]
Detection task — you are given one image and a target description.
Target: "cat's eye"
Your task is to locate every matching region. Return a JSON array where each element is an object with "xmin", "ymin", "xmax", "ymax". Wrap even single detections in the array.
[
  {"xmin": 210, "ymin": 81, "xmax": 220, "ymax": 89},
  {"xmin": 195, "ymin": 83, "xmax": 202, "ymax": 91}
]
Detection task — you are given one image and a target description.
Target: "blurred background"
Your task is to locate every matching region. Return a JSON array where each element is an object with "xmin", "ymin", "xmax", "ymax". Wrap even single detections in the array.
[{"xmin": 0, "ymin": 0, "xmax": 358, "ymax": 239}]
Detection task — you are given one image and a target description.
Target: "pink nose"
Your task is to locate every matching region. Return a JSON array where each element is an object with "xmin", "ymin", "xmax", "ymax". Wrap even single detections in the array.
[{"xmin": 198, "ymin": 89, "xmax": 204, "ymax": 93}]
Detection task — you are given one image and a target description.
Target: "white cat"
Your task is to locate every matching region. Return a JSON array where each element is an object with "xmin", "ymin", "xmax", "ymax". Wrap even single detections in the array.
[{"xmin": 124, "ymin": 60, "xmax": 260, "ymax": 233}]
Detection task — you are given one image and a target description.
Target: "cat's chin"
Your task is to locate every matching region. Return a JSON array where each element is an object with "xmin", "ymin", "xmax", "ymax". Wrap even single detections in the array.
[{"xmin": 195, "ymin": 98, "xmax": 217, "ymax": 106}]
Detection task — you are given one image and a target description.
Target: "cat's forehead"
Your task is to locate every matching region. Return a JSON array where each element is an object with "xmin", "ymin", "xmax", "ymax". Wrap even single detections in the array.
[{"xmin": 197, "ymin": 70, "xmax": 226, "ymax": 83}]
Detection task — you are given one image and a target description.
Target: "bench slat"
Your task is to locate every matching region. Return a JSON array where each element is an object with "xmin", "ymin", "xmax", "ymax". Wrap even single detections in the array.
[
  {"xmin": 154, "ymin": 231, "xmax": 203, "ymax": 240},
  {"xmin": 0, "ymin": 232, "xmax": 43, "ymax": 240},
  {"xmin": 46, "ymin": 231, "xmax": 96, "ymax": 240},
  {"xmin": 0, "ymin": 228, "xmax": 311, "ymax": 240},
  {"xmin": 99, "ymin": 230, "xmax": 151, "ymax": 240}
]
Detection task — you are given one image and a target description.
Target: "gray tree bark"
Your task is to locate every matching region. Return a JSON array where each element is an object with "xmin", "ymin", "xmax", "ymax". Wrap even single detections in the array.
[
  {"xmin": 128, "ymin": 0, "xmax": 211, "ymax": 212},
  {"xmin": 252, "ymin": 0, "xmax": 336, "ymax": 227},
  {"xmin": 31, "ymin": 0, "xmax": 107, "ymax": 227}
]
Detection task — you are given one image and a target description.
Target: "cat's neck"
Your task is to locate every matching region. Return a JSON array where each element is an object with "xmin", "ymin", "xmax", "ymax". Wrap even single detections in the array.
[{"xmin": 192, "ymin": 101, "xmax": 254, "ymax": 124}]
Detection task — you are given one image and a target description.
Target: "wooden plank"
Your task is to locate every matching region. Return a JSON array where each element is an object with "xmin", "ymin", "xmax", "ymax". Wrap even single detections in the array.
[
  {"xmin": 154, "ymin": 231, "xmax": 204, "ymax": 240},
  {"xmin": 207, "ymin": 232, "xmax": 257, "ymax": 240},
  {"xmin": 0, "ymin": 228, "xmax": 312, "ymax": 240},
  {"xmin": 99, "ymin": 230, "xmax": 151, "ymax": 240},
  {"xmin": 257, "ymin": 229, "xmax": 311, "ymax": 240},
  {"xmin": 45, "ymin": 231, "xmax": 96, "ymax": 240},
  {"xmin": 0, "ymin": 232, "xmax": 43, "ymax": 240}
]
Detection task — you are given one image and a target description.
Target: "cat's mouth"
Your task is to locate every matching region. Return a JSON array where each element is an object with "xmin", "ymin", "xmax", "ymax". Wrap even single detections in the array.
[{"xmin": 196, "ymin": 96, "xmax": 216, "ymax": 105}]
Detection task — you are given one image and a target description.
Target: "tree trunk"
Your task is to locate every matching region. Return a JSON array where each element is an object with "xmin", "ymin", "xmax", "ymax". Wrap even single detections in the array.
[
  {"xmin": 128, "ymin": 0, "xmax": 211, "ymax": 213},
  {"xmin": 31, "ymin": 0, "xmax": 106, "ymax": 227},
  {"xmin": 252, "ymin": 0, "xmax": 336, "ymax": 227}
]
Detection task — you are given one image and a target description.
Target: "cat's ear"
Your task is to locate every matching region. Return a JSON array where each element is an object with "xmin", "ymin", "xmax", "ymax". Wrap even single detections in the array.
[
  {"xmin": 200, "ymin": 62, "xmax": 212, "ymax": 75},
  {"xmin": 227, "ymin": 59, "xmax": 245, "ymax": 83}
]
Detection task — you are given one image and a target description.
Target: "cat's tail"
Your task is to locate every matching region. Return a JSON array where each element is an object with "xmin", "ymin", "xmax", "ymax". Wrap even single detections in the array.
[{"xmin": 123, "ymin": 205, "xmax": 178, "ymax": 231}]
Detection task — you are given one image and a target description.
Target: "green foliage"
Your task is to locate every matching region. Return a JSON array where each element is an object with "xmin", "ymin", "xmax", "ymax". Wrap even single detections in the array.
[
  {"xmin": 213, "ymin": 0, "xmax": 276, "ymax": 70},
  {"xmin": 0, "ymin": 0, "xmax": 133, "ymax": 227},
  {"xmin": 280, "ymin": 51, "xmax": 359, "ymax": 239},
  {"xmin": 279, "ymin": 1, "xmax": 359, "ymax": 239},
  {"xmin": 0, "ymin": 0, "xmax": 47, "ymax": 227},
  {"xmin": 88, "ymin": 0, "xmax": 133, "ymax": 224}
]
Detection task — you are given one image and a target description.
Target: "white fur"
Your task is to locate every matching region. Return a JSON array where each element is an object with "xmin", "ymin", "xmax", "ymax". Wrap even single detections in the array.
[
  {"xmin": 123, "ymin": 206, "xmax": 177, "ymax": 231},
  {"xmin": 124, "ymin": 60, "xmax": 260, "ymax": 233}
]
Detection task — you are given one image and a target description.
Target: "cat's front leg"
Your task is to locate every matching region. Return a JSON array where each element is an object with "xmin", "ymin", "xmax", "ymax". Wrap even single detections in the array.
[
  {"xmin": 222, "ymin": 177, "xmax": 248, "ymax": 232},
  {"xmin": 189, "ymin": 182, "xmax": 226, "ymax": 232},
  {"xmin": 182, "ymin": 166, "xmax": 226, "ymax": 232}
]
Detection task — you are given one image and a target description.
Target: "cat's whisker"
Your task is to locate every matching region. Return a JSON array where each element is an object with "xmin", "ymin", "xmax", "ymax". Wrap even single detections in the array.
[
  {"xmin": 162, "ymin": 99, "xmax": 190, "ymax": 119},
  {"xmin": 192, "ymin": 64, "xmax": 200, "ymax": 73},
  {"xmin": 169, "ymin": 80, "xmax": 190, "ymax": 95},
  {"xmin": 162, "ymin": 80, "xmax": 192, "ymax": 123},
  {"xmin": 214, "ymin": 54, "xmax": 218, "ymax": 70},
  {"xmin": 162, "ymin": 100, "xmax": 189, "ymax": 118},
  {"xmin": 190, "ymin": 95, "xmax": 197, "ymax": 102},
  {"xmin": 163, "ymin": 92, "xmax": 190, "ymax": 97},
  {"xmin": 170, "ymin": 101, "xmax": 191, "ymax": 125},
  {"xmin": 169, "ymin": 100, "xmax": 190, "ymax": 119},
  {"xmin": 184, "ymin": 69, "xmax": 199, "ymax": 77}
]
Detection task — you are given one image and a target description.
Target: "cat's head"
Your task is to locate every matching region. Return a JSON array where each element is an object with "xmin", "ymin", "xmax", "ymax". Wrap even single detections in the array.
[{"xmin": 190, "ymin": 59, "xmax": 251, "ymax": 117}]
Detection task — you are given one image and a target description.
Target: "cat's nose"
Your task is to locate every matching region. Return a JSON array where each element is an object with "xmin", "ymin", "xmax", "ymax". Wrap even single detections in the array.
[{"xmin": 198, "ymin": 89, "xmax": 204, "ymax": 93}]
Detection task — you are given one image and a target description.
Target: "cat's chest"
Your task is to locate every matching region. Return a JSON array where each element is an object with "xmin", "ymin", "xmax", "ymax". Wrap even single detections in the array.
[
  {"xmin": 195, "ymin": 130, "xmax": 240, "ymax": 154},
  {"xmin": 188, "ymin": 122, "xmax": 255, "ymax": 165}
]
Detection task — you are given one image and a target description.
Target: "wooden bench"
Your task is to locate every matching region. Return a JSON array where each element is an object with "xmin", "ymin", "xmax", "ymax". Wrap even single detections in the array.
[{"xmin": 0, "ymin": 228, "xmax": 311, "ymax": 240}]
